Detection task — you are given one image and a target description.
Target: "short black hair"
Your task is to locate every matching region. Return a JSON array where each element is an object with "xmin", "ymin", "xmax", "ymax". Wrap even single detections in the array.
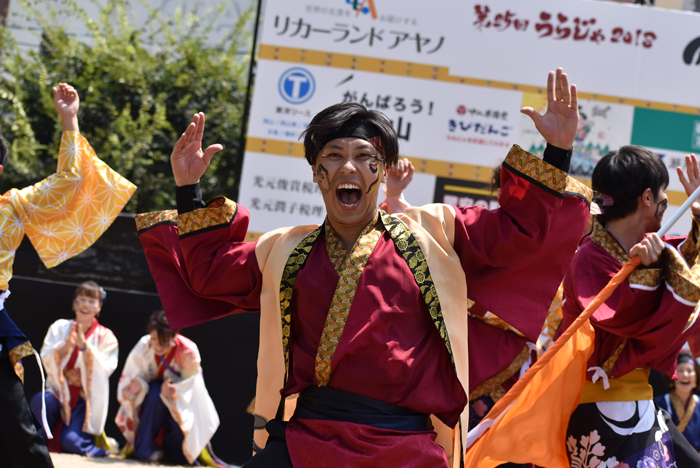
[
  {"xmin": 592, "ymin": 145, "xmax": 668, "ymax": 223},
  {"xmin": 0, "ymin": 134, "xmax": 9, "ymax": 167},
  {"xmin": 147, "ymin": 310, "xmax": 176, "ymax": 348},
  {"xmin": 300, "ymin": 102, "xmax": 399, "ymax": 166}
]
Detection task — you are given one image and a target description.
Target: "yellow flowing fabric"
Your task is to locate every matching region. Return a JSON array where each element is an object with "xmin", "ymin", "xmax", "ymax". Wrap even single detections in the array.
[
  {"xmin": 2, "ymin": 131, "xmax": 135, "ymax": 379},
  {"xmin": 0, "ymin": 131, "xmax": 136, "ymax": 288}
]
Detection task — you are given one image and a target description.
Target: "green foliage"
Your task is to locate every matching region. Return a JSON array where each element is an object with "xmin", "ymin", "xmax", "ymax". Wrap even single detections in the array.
[{"xmin": 0, "ymin": 0, "xmax": 251, "ymax": 212}]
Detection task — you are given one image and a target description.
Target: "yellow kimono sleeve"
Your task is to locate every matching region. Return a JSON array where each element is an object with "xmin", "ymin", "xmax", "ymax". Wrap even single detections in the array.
[{"xmin": 7, "ymin": 131, "xmax": 136, "ymax": 268}]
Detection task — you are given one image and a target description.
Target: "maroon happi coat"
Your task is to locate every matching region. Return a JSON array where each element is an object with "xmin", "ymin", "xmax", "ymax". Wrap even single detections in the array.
[
  {"xmin": 558, "ymin": 219, "xmax": 700, "ymax": 382},
  {"xmin": 135, "ymin": 145, "xmax": 591, "ymax": 467}
]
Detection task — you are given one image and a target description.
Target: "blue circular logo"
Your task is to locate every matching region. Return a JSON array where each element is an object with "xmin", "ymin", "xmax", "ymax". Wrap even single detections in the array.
[{"xmin": 278, "ymin": 68, "xmax": 316, "ymax": 104}]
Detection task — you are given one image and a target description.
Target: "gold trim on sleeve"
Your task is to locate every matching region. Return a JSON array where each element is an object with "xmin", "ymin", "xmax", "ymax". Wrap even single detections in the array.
[
  {"xmin": 503, "ymin": 145, "xmax": 568, "ymax": 196},
  {"xmin": 664, "ymin": 248, "xmax": 700, "ymax": 305},
  {"xmin": 177, "ymin": 197, "xmax": 238, "ymax": 237},
  {"xmin": 628, "ymin": 269, "xmax": 662, "ymax": 288},
  {"xmin": 469, "ymin": 345, "xmax": 530, "ymax": 401},
  {"xmin": 9, "ymin": 340, "xmax": 34, "ymax": 383},
  {"xmin": 135, "ymin": 210, "xmax": 178, "ymax": 232},
  {"xmin": 565, "ymin": 178, "xmax": 593, "ymax": 204}
]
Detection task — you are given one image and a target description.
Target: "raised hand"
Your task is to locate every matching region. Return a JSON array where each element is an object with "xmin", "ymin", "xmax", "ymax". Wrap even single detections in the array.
[
  {"xmin": 677, "ymin": 154, "xmax": 700, "ymax": 217},
  {"xmin": 53, "ymin": 83, "xmax": 80, "ymax": 133},
  {"xmin": 170, "ymin": 112, "xmax": 223, "ymax": 186},
  {"xmin": 521, "ymin": 68, "xmax": 579, "ymax": 150},
  {"xmin": 385, "ymin": 158, "xmax": 414, "ymax": 198},
  {"xmin": 630, "ymin": 233, "xmax": 664, "ymax": 266}
]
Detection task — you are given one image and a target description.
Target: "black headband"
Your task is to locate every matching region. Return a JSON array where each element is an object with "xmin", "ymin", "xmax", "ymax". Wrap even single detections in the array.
[{"xmin": 320, "ymin": 121, "xmax": 385, "ymax": 157}]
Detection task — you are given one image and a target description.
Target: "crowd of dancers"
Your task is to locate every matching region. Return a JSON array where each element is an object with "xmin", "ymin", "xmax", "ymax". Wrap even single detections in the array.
[{"xmin": 2, "ymin": 67, "xmax": 700, "ymax": 468}]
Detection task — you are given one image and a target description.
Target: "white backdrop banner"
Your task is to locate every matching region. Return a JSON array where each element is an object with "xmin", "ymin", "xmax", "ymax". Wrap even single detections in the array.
[
  {"xmin": 452, "ymin": 0, "xmax": 700, "ymax": 108},
  {"xmin": 239, "ymin": 0, "xmax": 700, "ymax": 236}
]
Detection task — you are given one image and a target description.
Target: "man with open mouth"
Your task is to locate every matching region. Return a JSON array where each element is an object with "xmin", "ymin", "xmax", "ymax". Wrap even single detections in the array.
[{"xmin": 136, "ymin": 67, "xmax": 591, "ymax": 467}]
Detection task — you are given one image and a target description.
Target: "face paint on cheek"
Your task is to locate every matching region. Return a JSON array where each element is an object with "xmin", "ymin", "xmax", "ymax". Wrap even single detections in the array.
[
  {"xmin": 366, "ymin": 162, "xmax": 381, "ymax": 194},
  {"xmin": 316, "ymin": 164, "xmax": 331, "ymax": 194},
  {"xmin": 655, "ymin": 198, "xmax": 668, "ymax": 220}
]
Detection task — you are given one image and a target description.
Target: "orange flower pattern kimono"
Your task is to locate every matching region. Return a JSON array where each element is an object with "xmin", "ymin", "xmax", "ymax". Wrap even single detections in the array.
[{"xmin": 2, "ymin": 131, "xmax": 136, "ymax": 378}]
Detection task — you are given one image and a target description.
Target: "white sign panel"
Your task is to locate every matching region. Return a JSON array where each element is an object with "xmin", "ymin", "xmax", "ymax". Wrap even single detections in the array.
[
  {"xmin": 262, "ymin": 0, "xmax": 700, "ymax": 108},
  {"xmin": 240, "ymin": 0, "xmax": 700, "ymax": 234},
  {"xmin": 248, "ymin": 59, "xmax": 523, "ymax": 166},
  {"xmin": 260, "ymin": 0, "xmax": 462, "ymax": 68},
  {"xmin": 239, "ymin": 152, "xmax": 326, "ymax": 233},
  {"xmin": 452, "ymin": 0, "xmax": 700, "ymax": 108}
]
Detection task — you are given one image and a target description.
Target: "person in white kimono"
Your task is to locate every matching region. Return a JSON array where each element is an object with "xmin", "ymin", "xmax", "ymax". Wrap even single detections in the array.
[
  {"xmin": 1, "ymin": 83, "xmax": 134, "ymax": 468},
  {"xmin": 115, "ymin": 310, "xmax": 219, "ymax": 465},
  {"xmin": 29, "ymin": 281, "xmax": 118, "ymax": 457}
]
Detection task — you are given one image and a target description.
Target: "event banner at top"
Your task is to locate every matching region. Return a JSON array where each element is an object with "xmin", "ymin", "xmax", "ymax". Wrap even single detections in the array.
[
  {"xmin": 259, "ymin": 0, "xmax": 463, "ymax": 68},
  {"xmin": 453, "ymin": 0, "xmax": 700, "ymax": 109},
  {"xmin": 261, "ymin": 0, "xmax": 700, "ymax": 109},
  {"xmin": 240, "ymin": 0, "xmax": 700, "ymax": 236}
]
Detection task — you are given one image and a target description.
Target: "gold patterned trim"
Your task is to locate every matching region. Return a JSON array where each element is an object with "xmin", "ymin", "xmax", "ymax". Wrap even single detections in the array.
[
  {"xmin": 135, "ymin": 210, "xmax": 177, "ymax": 232},
  {"xmin": 9, "ymin": 341, "xmax": 34, "ymax": 384},
  {"xmin": 664, "ymin": 247, "xmax": 700, "ymax": 305},
  {"xmin": 177, "ymin": 197, "xmax": 238, "ymax": 238},
  {"xmin": 315, "ymin": 217, "xmax": 384, "ymax": 386},
  {"xmin": 628, "ymin": 269, "xmax": 662, "ymax": 288},
  {"xmin": 279, "ymin": 226, "xmax": 324, "ymax": 375},
  {"xmin": 670, "ymin": 392, "xmax": 697, "ymax": 432},
  {"xmin": 590, "ymin": 219, "xmax": 628, "ymax": 265},
  {"xmin": 565, "ymin": 177, "xmax": 593, "ymax": 205},
  {"xmin": 380, "ymin": 210, "xmax": 455, "ymax": 364},
  {"xmin": 503, "ymin": 145, "xmax": 567, "ymax": 197},
  {"xmin": 538, "ymin": 284, "xmax": 565, "ymax": 352},
  {"xmin": 679, "ymin": 219, "xmax": 700, "ymax": 265},
  {"xmin": 602, "ymin": 338, "xmax": 627, "ymax": 375},
  {"xmin": 488, "ymin": 386, "xmax": 507, "ymax": 403},
  {"xmin": 278, "ymin": 209, "xmax": 455, "ymax": 385},
  {"xmin": 471, "ymin": 312, "xmax": 525, "ymax": 338},
  {"xmin": 325, "ymin": 220, "xmax": 349, "ymax": 273},
  {"xmin": 469, "ymin": 345, "xmax": 530, "ymax": 401}
]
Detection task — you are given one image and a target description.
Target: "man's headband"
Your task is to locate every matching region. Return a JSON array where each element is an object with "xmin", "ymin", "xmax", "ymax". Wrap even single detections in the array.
[{"xmin": 320, "ymin": 121, "xmax": 385, "ymax": 158}]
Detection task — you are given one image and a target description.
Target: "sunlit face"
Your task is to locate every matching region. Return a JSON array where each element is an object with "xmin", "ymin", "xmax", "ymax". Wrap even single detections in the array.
[
  {"xmin": 312, "ymin": 137, "xmax": 387, "ymax": 228},
  {"xmin": 72, "ymin": 294, "xmax": 101, "ymax": 321},
  {"xmin": 150, "ymin": 330, "xmax": 174, "ymax": 357},
  {"xmin": 676, "ymin": 362, "xmax": 697, "ymax": 393}
]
